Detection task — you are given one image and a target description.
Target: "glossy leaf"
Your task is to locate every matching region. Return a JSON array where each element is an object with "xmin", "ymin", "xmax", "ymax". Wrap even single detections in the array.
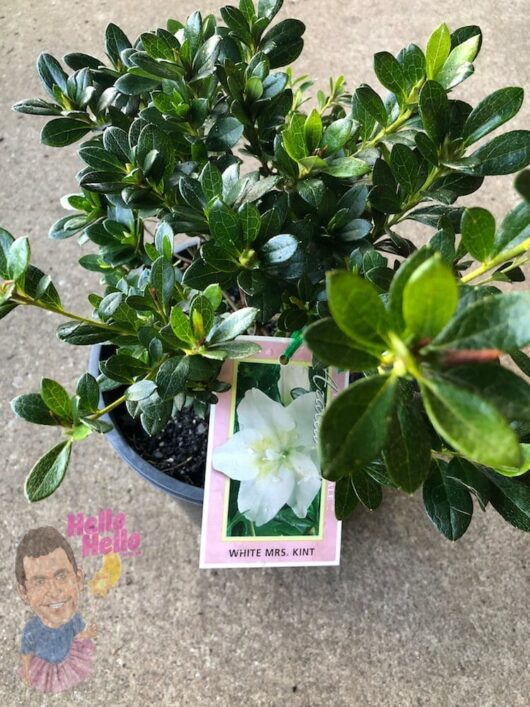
[
  {"xmin": 461, "ymin": 207, "xmax": 495, "ymax": 261},
  {"xmin": 207, "ymin": 307, "xmax": 258, "ymax": 343},
  {"xmin": 471, "ymin": 131, "xmax": 530, "ymax": 176},
  {"xmin": 383, "ymin": 380, "xmax": 432, "ymax": 493},
  {"xmin": 420, "ymin": 374, "xmax": 522, "ymax": 469},
  {"xmin": 485, "ymin": 470, "xmax": 530, "ymax": 532},
  {"xmin": 304, "ymin": 318, "xmax": 380, "ymax": 370},
  {"xmin": 11, "ymin": 394, "xmax": 56, "ymax": 426},
  {"xmin": 463, "ymin": 87, "xmax": 524, "ymax": 146},
  {"xmin": 40, "ymin": 378, "xmax": 72, "ymax": 420},
  {"xmin": 445, "ymin": 457, "xmax": 490, "ymax": 510},
  {"xmin": 41, "ymin": 118, "xmax": 91, "ymax": 147},
  {"xmin": 425, "ymin": 23, "xmax": 451, "ymax": 79},
  {"xmin": 328, "ymin": 271, "xmax": 390, "ymax": 352},
  {"xmin": 319, "ymin": 375, "xmax": 397, "ymax": 480},
  {"xmin": 491, "ymin": 202, "xmax": 530, "ymax": 256},
  {"xmin": 25, "ymin": 441, "xmax": 72, "ymax": 502},
  {"xmin": 418, "ymin": 81, "xmax": 449, "ymax": 145},
  {"xmin": 334, "ymin": 477, "xmax": 359, "ymax": 520},
  {"xmin": 403, "ymin": 254, "xmax": 458, "ymax": 338},
  {"xmin": 156, "ymin": 356, "xmax": 190, "ymax": 399},
  {"xmin": 423, "ymin": 460, "xmax": 473, "ymax": 540},
  {"xmin": 431, "ymin": 292, "xmax": 530, "ymax": 352}
]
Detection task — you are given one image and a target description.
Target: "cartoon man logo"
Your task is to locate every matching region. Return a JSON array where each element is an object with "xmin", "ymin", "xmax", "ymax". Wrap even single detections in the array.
[{"xmin": 15, "ymin": 526, "xmax": 97, "ymax": 693}]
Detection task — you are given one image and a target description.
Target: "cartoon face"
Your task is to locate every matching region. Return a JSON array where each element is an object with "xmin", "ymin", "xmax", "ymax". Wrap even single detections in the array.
[{"xmin": 17, "ymin": 548, "xmax": 83, "ymax": 628}]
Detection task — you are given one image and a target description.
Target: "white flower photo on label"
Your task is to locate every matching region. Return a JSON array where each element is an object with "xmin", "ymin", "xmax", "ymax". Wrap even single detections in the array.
[{"xmin": 212, "ymin": 386, "xmax": 321, "ymax": 527}]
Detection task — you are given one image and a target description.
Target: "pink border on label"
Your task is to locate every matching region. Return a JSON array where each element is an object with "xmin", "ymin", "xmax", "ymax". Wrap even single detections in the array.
[{"xmin": 199, "ymin": 336, "xmax": 348, "ymax": 568}]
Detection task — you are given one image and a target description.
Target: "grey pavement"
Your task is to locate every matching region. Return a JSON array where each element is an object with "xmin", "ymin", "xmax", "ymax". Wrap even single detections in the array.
[{"xmin": 0, "ymin": 1, "xmax": 529, "ymax": 705}]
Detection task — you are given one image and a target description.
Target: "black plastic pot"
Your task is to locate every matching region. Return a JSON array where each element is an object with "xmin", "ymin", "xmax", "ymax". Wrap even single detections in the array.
[{"xmin": 88, "ymin": 344, "xmax": 204, "ymax": 509}]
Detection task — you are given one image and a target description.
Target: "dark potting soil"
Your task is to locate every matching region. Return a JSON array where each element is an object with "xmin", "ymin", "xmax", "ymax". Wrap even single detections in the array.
[{"xmin": 110, "ymin": 401, "xmax": 208, "ymax": 488}]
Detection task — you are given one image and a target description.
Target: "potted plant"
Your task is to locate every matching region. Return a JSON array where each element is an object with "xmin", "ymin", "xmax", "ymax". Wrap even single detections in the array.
[{"xmin": 2, "ymin": 0, "xmax": 530, "ymax": 541}]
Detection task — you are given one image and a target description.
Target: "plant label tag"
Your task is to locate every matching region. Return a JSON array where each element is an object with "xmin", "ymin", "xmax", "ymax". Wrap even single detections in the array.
[{"xmin": 200, "ymin": 336, "xmax": 347, "ymax": 568}]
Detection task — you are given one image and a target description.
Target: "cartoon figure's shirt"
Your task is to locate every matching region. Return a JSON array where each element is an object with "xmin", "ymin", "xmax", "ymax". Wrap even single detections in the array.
[{"xmin": 20, "ymin": 613, "xmax": 85, "ymax": 664}]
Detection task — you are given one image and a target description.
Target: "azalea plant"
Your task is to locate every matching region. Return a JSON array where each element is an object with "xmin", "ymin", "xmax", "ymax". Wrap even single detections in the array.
[{"xmin": 2, "ymin": 0, "xmax": 530, "ymax": 540}]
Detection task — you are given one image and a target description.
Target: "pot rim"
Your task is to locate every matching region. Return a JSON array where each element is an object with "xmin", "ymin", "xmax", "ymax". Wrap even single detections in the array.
[{"xmin": 88, "ymin": 344, "xmax": 204, "ymax": 506}]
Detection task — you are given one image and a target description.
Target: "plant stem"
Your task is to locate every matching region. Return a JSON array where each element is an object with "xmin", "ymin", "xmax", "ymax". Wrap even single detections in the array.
[
  {"xmin": 88, "ymin": 394, "xmax": 127, "ymax": 420},
  {"xmin": 460, "ymin": 237, "xmax": 530, "ymax": 284},
  {"xmin": 357, "ymin": 108, "xmax": 413, "ymax": 154},
  {"xmin": 12, "ymin": 294, "xmax": 131, "ymax": 335}
]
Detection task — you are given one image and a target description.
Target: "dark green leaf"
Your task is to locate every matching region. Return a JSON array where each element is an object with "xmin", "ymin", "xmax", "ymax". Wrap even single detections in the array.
[
  {"xmin": 282, "ymin": 113, "xmax": 307, "ymax": 162},
  {"xmin": 0, "ymin": 228, "xmax": 14, "ymax": 278},
  {"xmin": 400, "ymin": 43, "xmax": 426, "ymax": 86},
  {"xmin": 510, "ymin": 350, "xmax": 530, "ymax": 377},
  {"xmin": 423, "ymin": 460, "xmax": 473, "ymax": 540},
  {"xmin": 350, "ymin": 467, "xmax": 383, "ymax": 510},
  {"xmin": 383, "ymin": 380, "xmax": 432, "ymax": 493},
  {"xmin": 334, "ymin": 477, "xmax": 359, "ymax": 520},
  {"xmin": 485, "ymin": 470, "xmax": 530, "ymax": 531},
  {"xmin": 355, "ymin": 84, "xmax": 388, "ymax": 127},
  {"xmin": 418, "ymin": 80, "xmax": 449, "ymax": 145},
  {"xmin": 25, "ymin": 441, "xmax": 72, "ymax": 502},
  {"xmin": 99, "ymin": 354, "xmax": 148, "ymax": 384},
  {"xmin": 150, "ymin": 257, "xmax": 175, "ymax": 308},
  {"xmin": 140, "ymin": 395, "xmax": 173, "ymax": 435},
  {"xmin": 11, "ymin": 394, "xmax": 56, "ymax": 426},
  {"xmin": 320, "ymin": 375, "xmax": 397, "ymax": 481},
  {"xmin": 57, "ymin": 322, "xmax": 110, "ymax": 346},
  {"xmin": 36, "ymin": 53, "xmax": 68, "ymax": 97},
  {"xmin": 76, "ymin": 373, "xmax": 100, "ymax": 412},
  {"xmin": 105, "ymin": 23, "xmax": 132, "ymax": 66},
  {"xmin": 115, "ymin": 73, "xmax": 160, "ymax": 95},
  {"xmin": 328, "ymin": 271, "xmax": 390, "ymax": 352},
  {"xmin": 238, "ymin": 202, "xmax": 261, "ymax": 245},
  {"xmin": 156, "ymin": 356, "xmax": 190, "ymax": 399},
  {"xmin": 445, "ymin": 457, "xmax": 490, "ymax": 510},
  {"xmin": 322, "ymin": 118, "xmax": 352, "ymax": 155},
  {"xmin": 12, "ymin": 98, "xmax": 62, "ymax": 116},
  {"xmin": 206, "ymin": 117, "xmax": 244, "ymax": 151},
  {"xmin": 491, "ymin": 202, "xmax": 530, "ymax": 256},
  {"xmin": 304, "ymin": 318, "xmax": 380, "ymax": 370},
  {"xmin": 463, "ymin": 87, "xmax": 524, "ymax": 146},
  {"xmin": 374, "ymin": 51, "xmax": 407, "ymax": 100},
  {"xmin": 200, "ymin": 162, "xmax": 223, "ymax": 202},
  {"xmin": 208, "ymin": 199, "xmax": 242, "ymax": 254},
  {"xmin": 261, "ymin": 19, "xmax": 305, "ymax": 69},
  {"xmin": 461, "ymin": 207, "xmax": 495, "ymax": 261},
  {"xmin": 41, "ymin": 118, "xmax": 91, "ymax": 147},
  {"xmin": 40, "ymin": 378, "xmax": 72, "ymax": 419},
  {"xmin": 207, "ymin": 307, "xmax": 258, "ymax": 343},
  {"xmin": 390, "ymin": 143, "xmax": 420, "ymax": 196},
  {"xmin": 125, "ymin": 380, "xmax": 157, "ymax": 401},
  {"xmin": 471, "ymin": 130, "xmax": 530, "ymax": 176},
  {"xmin": 260, "ymin": 234, "xmax": 297, "ymax": 267},
  {"xmin": 514, "ymin": 169, "xmax": 530, "ymax": 201},
  {"xmin": 321, "ymin": 157, "xmax": 370, "ymax": 179},
  {"xmin": 431, "ymin": 292, "xmax": 530, "ymax": 352}
]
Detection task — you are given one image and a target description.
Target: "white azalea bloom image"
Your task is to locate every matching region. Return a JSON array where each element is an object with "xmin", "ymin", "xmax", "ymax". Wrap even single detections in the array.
[{"xmin": 212, "ymin": 386, "xmax": 321, "ymax": 527}]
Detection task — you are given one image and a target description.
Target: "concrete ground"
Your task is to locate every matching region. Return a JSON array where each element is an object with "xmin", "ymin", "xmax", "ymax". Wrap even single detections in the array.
[{"xmin": 0, "ymin": 0, "xmax": 529, "ymax": 705}]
